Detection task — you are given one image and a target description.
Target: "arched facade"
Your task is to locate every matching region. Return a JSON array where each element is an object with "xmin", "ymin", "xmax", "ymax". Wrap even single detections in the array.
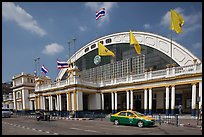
[{"xmin": 57, "ymin": 31, "xmax": 201, "ymax": 81}]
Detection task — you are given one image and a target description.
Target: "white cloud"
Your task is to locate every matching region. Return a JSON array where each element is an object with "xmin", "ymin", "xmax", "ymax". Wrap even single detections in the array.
[
  {"xmin": 85, "ymin": 2, "xmax": 118, "ymax": 27},
  {"xmin": 160, "ymin": 7, "xmax": 202, "ymax": 36},
  {"xmin": 42, "ymin": 43, "xmax": 64, "ymax": 55},
  {"xmin": 2, "ymin": 2, "xmax": 46, "ymax": 37},
  {"xmin": 143, "ymin": 24, "xmax": 151, "ymax": 29},
  {"xmin": 79, "ymin": 26, "xmax": 87, "ymax": 32}
]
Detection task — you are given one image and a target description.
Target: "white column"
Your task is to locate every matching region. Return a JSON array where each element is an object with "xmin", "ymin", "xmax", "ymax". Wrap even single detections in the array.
[
  {"xmin": 56, "ymin": 95, "xmax": 59, "ymax": 111},
  {"xmin": 126, "ymin": 91, "xmax": 129, "ymax": 110},
  {"xmin": 22, "ymin": 89, "xmax": 25, "ymax": 110},
  {"xmin": 66, "ymin": 93, "xmax": 69, "ymax": 111},
  {"xmin": 165, "ymin": 86, "xmax": 170, "ymax": 110},
  {"xmin": 144, "ymin": 89, "xmax": 147, "ymax": 111},
  {"xmin": 130, "ymin": 90, "xmax": 133, "ymax": 110},
  {"xmin": 29, "ymin": 100, "xmax": 32, "ymax": 110},
  {"xmin": 111, "ymin": 92, "xmax": 114, "ymax": 111},
  {"xmin": 50, "ymin": 95, "xmax": 53, "ymax": 111},
  {"xmin": 49, "ymin": 95, "xmax": 53, "ymax": 111},
  {"xmin": 40, "ymin": 96, "xmax": 43, "ymax": 110},
  {"xmin": 199, "ymin": 81, "xmax": 202, "ymax": 109},
  {"xmin": 59, "ymin": 94, "xmax": 62, "ymax": 111},
  {"xmin": 35, "ymin": 96, "xmax": 37, "ymax": 110},
  {"xmin": 43, "ymin": 96, "xmax": 45, "ymax": 110},
  {"xmin": 114, "ymin": 92, "xmax": 117, "ymax": 111},
  {"xmin": 101, "ymin": 93, "xmax": 104, "ymax": 110},
  {"xmin": 49, "ymin": 96, "xmax": 51, "ymax": 111},
  {"xmin": 192, "ymin": 83, "xmax": 197, "ymax": 110},
  {"xmin": 13, "ymin": 91, "xmax": 16, "ymax": 110},
  {"xmin": 171, "ymin": 86, "xmax": 175, "ymax": 111},
  {"xmin": 149, "ymin": 88, "xmax": 152, "ymax": 114}
]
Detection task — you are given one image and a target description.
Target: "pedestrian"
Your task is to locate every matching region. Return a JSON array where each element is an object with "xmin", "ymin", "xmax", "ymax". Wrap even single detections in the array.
[{"xmin": 178, "ymin": 104, "xmax": 182, "ymax": 115}]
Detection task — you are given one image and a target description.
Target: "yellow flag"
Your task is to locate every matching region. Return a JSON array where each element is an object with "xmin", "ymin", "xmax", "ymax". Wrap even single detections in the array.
[
  {"xmin": 98, "ymin": 42, "xmax": 115, "ymax": 57},
  {"xmin": 130, "ymin": 30, "xmax": 141, "ymax": 55},
  {"xmin": 170, "ymin": 9, "xmax": 184, "ymax": 34}
]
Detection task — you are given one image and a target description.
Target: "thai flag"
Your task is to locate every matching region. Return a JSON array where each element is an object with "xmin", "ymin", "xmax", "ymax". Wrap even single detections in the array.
[
  {"xmin": 96, "ymin": 8, "xmax": 105, "ymax": 20},
  {"xmin": 57, "ymin": 60, "xmax": 68, "ymax": 69},
  {"xmin": 41, "ymin": 65, "xmax": 49, "ymax": 74}
]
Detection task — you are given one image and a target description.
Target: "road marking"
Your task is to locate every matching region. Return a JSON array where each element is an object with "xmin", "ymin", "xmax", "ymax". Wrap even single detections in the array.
[
  {"xmin": 70, "ymin": 127, "xmax": 82, "ymax": 130},
  {"xmin": 3, "ymin": 121, "xmax": 56, "ymax": 135},
  {"xmin": 70, "ymin": 127, "xmax": 98, "ymax": 133},
  {"xmin": 84, "ymin": 129, "xmax": 97, "ymax": 132}
]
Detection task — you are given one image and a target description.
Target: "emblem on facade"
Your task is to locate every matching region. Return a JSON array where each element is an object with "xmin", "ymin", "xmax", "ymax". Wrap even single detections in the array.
[{"xmin": 94, "ymin": 55, "xmax": 101, "ymax": 65}]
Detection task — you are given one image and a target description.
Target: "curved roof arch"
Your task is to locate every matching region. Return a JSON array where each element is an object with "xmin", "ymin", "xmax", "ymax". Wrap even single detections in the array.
[{"xmin": 57, "ymin": 31, "xmax": 201, "ymax": 80}]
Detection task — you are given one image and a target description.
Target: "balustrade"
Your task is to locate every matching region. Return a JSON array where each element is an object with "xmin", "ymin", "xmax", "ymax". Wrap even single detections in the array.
[{"xmin": 35, "ymin": 63, "xmax": 202, "ymax": 92}]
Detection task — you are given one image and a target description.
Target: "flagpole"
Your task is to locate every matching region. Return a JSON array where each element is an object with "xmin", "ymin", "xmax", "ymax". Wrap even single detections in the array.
[
  {"xmin": 96, "ymin": 18, "xmax": 98, "ymax": 39},
  {"xmin": 34, "ymin": 58, "xmax": 37, "ymax": 76},
  {"xmin": 37, "ymin": 57, "xmax": 40, "ymax": 76}
]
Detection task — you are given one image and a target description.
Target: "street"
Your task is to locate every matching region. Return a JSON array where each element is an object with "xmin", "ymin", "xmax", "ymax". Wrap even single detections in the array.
[{"xmin": 2, "ymin": 115, "xmax": 202, "ymax": 135}]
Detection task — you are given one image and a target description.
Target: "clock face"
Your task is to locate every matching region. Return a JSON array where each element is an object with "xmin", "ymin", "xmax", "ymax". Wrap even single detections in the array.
[{"xmin": 94, "ymin": 55, "xmax": 101, "ymax": 65}]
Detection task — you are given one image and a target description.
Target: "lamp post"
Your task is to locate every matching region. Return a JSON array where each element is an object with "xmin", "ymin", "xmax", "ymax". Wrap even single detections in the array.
[
  {"xmin": 34, "ymin": 57, "xmax": 40, "ymax": 76},
  {"xmin": 72, "ymin": 38, "xmax": 76, "ymax": 65},
  {"xmin": 68, "ymin": 41, "xmax": 71, "ymax": 63}
]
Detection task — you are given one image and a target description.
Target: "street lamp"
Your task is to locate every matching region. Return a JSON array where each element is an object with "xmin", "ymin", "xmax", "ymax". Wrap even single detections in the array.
[
  {"xmin": 34, "ymin": 57, "xmax": 40, "ymax": 76},
  {"xmin": 72, "ymin": 38, "xmax": 76, "ymax": 65},
  {"xmin": 68, "ymin": 41, "xmax": 71, "ymax": 59}
]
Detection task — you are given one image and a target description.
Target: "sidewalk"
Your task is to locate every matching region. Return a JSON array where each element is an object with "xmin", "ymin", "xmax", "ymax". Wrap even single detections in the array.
[
  {"xmin": 156, "ymin": 114, "xmax": 202, "ymax": 129},
  {"xmin": 177, "ymin": 115, "xmax": 202, "ymax": 129}
]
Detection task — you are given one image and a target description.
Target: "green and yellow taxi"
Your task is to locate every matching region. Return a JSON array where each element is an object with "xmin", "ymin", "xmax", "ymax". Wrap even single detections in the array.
[{"xmin": 110, "ymin": 110, "xmax": 155, "ymax": 128}]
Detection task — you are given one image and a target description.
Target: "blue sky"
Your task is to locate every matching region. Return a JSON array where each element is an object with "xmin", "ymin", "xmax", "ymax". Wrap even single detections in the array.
[{"xmin": 2, "ymin": 2, "xmax": 202, "ymax": 82}]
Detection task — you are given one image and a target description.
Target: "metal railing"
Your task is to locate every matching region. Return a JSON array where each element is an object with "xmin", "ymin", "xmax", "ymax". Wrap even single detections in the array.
[{"xmin": 35, "ymin": 63, "xmax": 202, "ymax": 92}]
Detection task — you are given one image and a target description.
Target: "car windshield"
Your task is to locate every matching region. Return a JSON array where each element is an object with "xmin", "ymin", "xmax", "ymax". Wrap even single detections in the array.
[{"xmin": 133, "ymin": 111, "xmax": 145, "ymax": 117}]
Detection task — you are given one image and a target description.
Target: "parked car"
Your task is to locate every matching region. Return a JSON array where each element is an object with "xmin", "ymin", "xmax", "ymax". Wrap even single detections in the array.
[
  {"xmin": 2, "ymin": 108, "xmax": 12, "ymax": 118},
  {"xmin": 110, "ymin": 110, "xmax": 155, "ymax": 128}
]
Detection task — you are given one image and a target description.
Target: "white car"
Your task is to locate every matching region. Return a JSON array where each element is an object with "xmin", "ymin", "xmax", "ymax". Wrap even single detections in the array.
[{"xmin": 2, "ymin": 108, "xmax": 12, "ymax": 118}]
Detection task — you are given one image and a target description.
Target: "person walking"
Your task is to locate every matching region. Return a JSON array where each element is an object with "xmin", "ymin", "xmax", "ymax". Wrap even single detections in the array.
[{"xmin": 178, "ymin": 104, "xmax": 182, "ymax": 115}]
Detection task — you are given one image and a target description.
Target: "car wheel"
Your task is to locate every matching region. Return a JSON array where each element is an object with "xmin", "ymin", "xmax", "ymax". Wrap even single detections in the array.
[
  {"xmin": 114, "ymin": 119, "xmax": 119, "ymax": 125},
  {"xmin": 137, "ymin": 120, "xmax": 144, "ymax": 128}
]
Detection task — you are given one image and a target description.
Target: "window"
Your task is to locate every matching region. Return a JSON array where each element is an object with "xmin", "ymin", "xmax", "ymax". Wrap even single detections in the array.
[
  {"xmin": 99, "ymin": 41, "xmax": 103, "ymax": 44},
  {"xmin": 106, "ymin": 38, "xmax": 111, "ymax": 44},
  {"xmin": 118, "ymin": 112, "xmax": 126, "ymax": 116},
  {"xmin": 17, "ymin": 92, "xmax": 21, "ymax": 98},
  {"xmin": 91, "ymin": 44, "xmax": 96, "ymax": 49},
  {"xmin": 127, "ymin": 112, "xmax": 134, "ymax": 117},
  {"xmin": 85, "ymin": 47, "xmax": 89, "ymax": 52}
]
